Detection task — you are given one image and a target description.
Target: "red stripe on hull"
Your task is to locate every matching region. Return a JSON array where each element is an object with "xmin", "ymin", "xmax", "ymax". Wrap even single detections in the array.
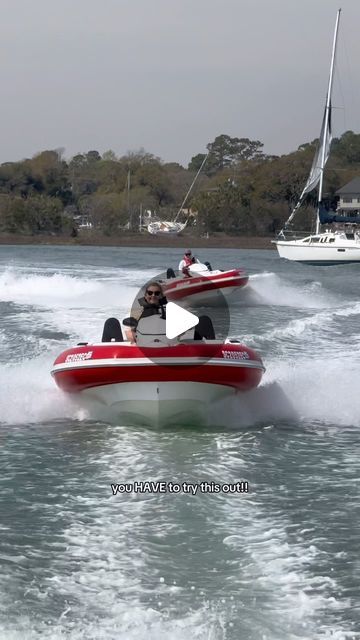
[
  {"xmin": 53, "ymin": 343, "xmax": 263, "ymax": 365},
  {"xmin": 53, "ymin": 363, "xmax": 263, "ymax": 394},
  {"xmin": 163, "ymin": 270, "xmax": 248, "ymax": 301},
  {"xmin": 52, "ymin": 343, "xmax": 264, "ymax": 395}
]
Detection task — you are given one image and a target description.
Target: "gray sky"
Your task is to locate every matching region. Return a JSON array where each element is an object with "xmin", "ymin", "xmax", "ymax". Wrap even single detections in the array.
[{"xmin": 0, "ymin": 0, "xmax": 359, "ymax": 167}]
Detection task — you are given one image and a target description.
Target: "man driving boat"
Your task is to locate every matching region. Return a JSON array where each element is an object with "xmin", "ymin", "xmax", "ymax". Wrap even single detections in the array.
[{"xmin": 178, "ymin": 249, "xmax": 200, "ymax": 276}]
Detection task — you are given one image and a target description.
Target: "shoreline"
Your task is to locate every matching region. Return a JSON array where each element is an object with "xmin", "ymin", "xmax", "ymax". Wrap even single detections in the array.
[{"xmin": 0, "ymin": 233, "xmax": 275, "ymax": 250}]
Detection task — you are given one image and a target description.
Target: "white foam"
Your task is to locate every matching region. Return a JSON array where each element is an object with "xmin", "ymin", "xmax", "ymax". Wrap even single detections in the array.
[
  {"xmin": 208, "ymin": 382, "xmax": 297, "ymax": 428},
  {"xmin": 0, "ymin": 606, "xmax": 228, "ymax": 640},
  {"xmin": 259, "ymin": 301, "xmax": 360, "ymax": 342},
  {"xmin": 207, "ymin": 440, "xmax": 355, "ymax": 640},
  {"xmin": 0, "ymin": 269, "xmax": 137, "ymax": 310},
  {"xmin": 248, "ymin": 272, "xmax": 338, "ymax": 309},
  {"xmin": 265, "ymin": 351, "xmax": 360, "ymax": 427},
  {"xmin": 0, "ymin": 354, "xmax": 79, "ymax": 424}
]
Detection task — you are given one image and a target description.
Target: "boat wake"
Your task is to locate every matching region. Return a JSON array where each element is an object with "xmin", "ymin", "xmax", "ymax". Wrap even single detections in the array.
[
  {"xmin": 0, "ymin": 605, "xmax": 229, "ymax": 640},
  {"xmin": 208, "ymin": 382, "xmax": 297, "ymax": 429},
  {"xmin": 0, "ymin": 268, "xmax": 137, "ymax": 310},
  {"xmin": 258, "ymin": 300, "xmax": 360, "ymax": 343},
  {"xmin": 247, "ymin": 272, "xmax": 339, "ymax": 309},
  {"xmin": 267, "ymin": 351, "xmax": 360, "ymax": 427}
]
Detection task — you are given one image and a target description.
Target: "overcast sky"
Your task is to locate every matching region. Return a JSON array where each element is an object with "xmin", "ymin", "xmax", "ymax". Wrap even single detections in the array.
[{"xmin": 0, "ymin": 0, "xmax": 359, "ymax": 166}]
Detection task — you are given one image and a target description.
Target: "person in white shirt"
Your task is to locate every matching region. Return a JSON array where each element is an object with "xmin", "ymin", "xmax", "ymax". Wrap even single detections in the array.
[{"xmin": 178, "ymin": 249, "xmax": 200, "ymax": 276}]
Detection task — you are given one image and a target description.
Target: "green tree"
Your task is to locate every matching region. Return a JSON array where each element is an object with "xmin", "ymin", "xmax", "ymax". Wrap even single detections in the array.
[
  {"xmin": 86, "ymin": 150, "xmax": 102, "ymax": 164},
  {"xmin": 205, "ymin": 134, "xmax": 264, "ymax": 174},
  {"xmin": 69, "ymin": 152, "xmax": 99, "ymax": 199},
  {"xmin": 23, "ymin": 195, "xmax": 64, "ymax": 233},
  {"xmin": 96, "ymin": 160, "xmax": 128, "ymax": 195},
  {"xmin": 136, "ymin": 163, "xmax": 173, "ymax": 206},
  {"xmin": 102, "ymin": 150, "xmax": 118, "ymax": 161},
  {"xmin": 332, "ymin": 131, "xmax": 360, "ymax": 164},
  {"xmin": 188, "ymin": 154, "xmax": 206, "ymax": 172},
  {"xmin": 120, "ymin": 148, "xmax": 161, "ymax": 172},
  {"xmin": 29, "ymin": 150, "xmax": 72, "ymax": 205},
  {"xmin": 79, "ymin": 193, "xmax": 124, "ymax": 235},
  {"xmin": 0, "ymin": 195, "xmax": 25, "ymax": 232}
]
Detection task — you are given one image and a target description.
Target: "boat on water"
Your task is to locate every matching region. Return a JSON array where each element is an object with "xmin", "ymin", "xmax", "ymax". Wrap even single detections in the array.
[
  {"xmin": 51, "ymin": 315, "xmax": 264, "ymax": 427},
  {"xmin": 147, "ymin": 220, "xmax": 187, "ymax": 236},
  {"xmin": 147, "ymin": 155, "xmax": 208, "ymax": 236},
  {"xmin": 274, "ymin": 9, "xmax": 360, "ymax": 265},
  {"xmin": 162, "ymin": 262, "xmax": 248, "ymax": 305},
  {"xmin": 275, "ymin": 226, "xmax": 360, "ymax": 265}
]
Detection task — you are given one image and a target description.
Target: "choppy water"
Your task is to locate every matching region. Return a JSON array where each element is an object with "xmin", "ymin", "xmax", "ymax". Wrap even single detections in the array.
[{"xmin": 0, "ymin": 245, "xmax": 359, "ymax": 639}]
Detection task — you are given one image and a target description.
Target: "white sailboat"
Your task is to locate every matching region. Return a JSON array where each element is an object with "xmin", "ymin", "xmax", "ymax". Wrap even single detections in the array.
[
  {"xmin": 147, "ymin": 154, "xmax": 208, "ymax": 236},
  {"xmin": 147, "ymin": 219, "xmax": 187, "ymax": 236},
  {"xmin": 274, "ymin": 9, "xmax": 360, "ymax": 265}
]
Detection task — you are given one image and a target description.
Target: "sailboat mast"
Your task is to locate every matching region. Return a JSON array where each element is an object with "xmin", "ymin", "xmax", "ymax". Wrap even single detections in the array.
[
  {"xmin": 127, "ymin": 169, "xmax": 131, "ymax": 229},
  {"xmin": 316, "ymin": 8, "xmax": 341, "ymax": 233},
  {"xmin": 173, "ymin": 153, "xmax": 209, "ymax": 222}
]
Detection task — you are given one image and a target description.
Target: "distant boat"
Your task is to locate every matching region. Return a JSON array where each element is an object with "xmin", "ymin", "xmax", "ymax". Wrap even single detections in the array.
[
  {"xmin": 274, "ymin": 9, "xmax": 360, "ymax": 265},
  {"xmin": 147, "ymin": 154, "xmax": 208, "ymax": 236},
  {"xmin": 162, "ymin": 262, "xmax": 249, "ymax": 306},
  {"xmin": 147, "ymin": 220, "xmax": 187, "ymax": 235}
]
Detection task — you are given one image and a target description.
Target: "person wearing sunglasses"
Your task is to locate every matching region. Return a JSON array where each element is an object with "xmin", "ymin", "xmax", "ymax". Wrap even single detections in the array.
[
  {"xmin": 178, "ymin": 249, "xmax": 200, "ymax": 277},
  {"xmin": 124, "ymin": 282, "xmax": 167, "ymax": 343}
]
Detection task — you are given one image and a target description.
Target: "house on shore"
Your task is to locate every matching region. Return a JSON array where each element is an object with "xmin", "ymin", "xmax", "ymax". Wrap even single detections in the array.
[{"xmin": 335, "ymin": 177, "xmax": 360, "ymax": 216}]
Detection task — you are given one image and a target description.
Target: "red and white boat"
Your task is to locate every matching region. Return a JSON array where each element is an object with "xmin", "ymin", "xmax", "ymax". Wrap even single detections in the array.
[
  {"xmin": 162, "ymin": 263, "xmax": 248, "ymax": 305},
  {"xmin": 51, "ymin": 333, "xmax": 265, "ymax": 428}
]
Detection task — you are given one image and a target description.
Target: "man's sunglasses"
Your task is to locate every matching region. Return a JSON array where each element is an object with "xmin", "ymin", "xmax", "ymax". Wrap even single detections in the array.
[
  {"xmin": 146, "ymin": 290, "xmax": 161, "ymax": 297},
  {"xmin": 185, "ymin": 252, "xmax": 192, "ymax": 255}
]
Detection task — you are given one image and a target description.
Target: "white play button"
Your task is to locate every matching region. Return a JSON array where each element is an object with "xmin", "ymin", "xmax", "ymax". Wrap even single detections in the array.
[{"xmin": 166, "ymin": 301, "xmax": 199, "ymax": 339}]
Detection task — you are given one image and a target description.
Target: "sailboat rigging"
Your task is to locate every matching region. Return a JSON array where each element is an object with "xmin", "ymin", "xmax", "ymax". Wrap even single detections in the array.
[
  {"xmin": 274, "ymin": 9, "xmax": 360, "ymax": 264},
  {"xmin": 147, "ymin": 154, "xmax": 208, "ymax": 236}
]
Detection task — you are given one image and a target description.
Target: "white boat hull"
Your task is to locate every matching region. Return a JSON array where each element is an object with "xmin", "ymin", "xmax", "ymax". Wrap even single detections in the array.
[
  {"xmin": 147, "ymin": 221, "xmax": 186, "ymax": 236},
  {"xmin": 275, "ymin": 232, "xmax": 360, "ymax": 264},
  {"xmin": 77, "ymin": 381, "xmax": 236, "ymax": 427}
]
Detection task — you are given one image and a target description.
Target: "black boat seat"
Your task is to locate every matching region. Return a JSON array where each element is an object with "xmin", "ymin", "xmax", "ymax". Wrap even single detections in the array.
[
  {"xmin": 194, "ymin": 315, "xmax": 215, "ymax": 340},
  {"xmin": 101, "ymin": 317, "xmax": 124, "ymax": 342}
]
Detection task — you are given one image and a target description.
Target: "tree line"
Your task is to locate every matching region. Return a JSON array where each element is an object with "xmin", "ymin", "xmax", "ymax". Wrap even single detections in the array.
[{"xmin": 0, "ymin": 131, "xmax": 360, "ymax": 237}]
